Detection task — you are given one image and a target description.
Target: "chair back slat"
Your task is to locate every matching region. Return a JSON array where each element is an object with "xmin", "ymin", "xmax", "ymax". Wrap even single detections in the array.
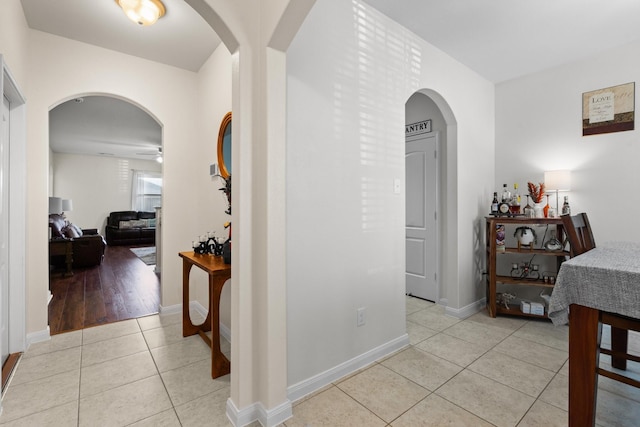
[{"xmin": 562, "ymin": 213, "xmax": 596, "ymax": 257}]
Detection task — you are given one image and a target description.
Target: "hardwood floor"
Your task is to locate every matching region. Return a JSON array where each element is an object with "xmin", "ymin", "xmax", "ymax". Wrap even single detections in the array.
[{"xmin": 48, "ymin": 245, "xmax": 160, "ymax": 335}]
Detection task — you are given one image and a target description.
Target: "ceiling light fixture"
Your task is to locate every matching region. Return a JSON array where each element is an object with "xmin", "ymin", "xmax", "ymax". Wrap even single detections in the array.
[{"xmin": 115, "ymin": 0, "xmax": 166, "ymax": 26}]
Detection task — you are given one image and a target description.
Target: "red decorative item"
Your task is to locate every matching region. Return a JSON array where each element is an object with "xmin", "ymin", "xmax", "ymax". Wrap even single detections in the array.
[{"xmin": 527, "ymin": 182, "xmax": 545, "ymax": 204}]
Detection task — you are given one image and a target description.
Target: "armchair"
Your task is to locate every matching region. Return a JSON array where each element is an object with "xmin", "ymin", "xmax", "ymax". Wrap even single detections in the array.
[{"xmin": 49, "ymin": 214, "xmax": 106, "ymax": 268}]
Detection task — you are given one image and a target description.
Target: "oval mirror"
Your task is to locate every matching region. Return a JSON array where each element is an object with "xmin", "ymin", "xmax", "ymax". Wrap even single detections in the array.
[{"xmin": 217, "ymin": 112, "xmax": 232, "ymax": 178}]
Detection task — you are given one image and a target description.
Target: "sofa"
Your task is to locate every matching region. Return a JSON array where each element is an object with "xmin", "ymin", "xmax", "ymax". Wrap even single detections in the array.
[
  {"xmin": 105, "ymin": 211, "xmax": 156, "ymax": 246},
  {"xmin": 49, "ymin": 214, "xmax": 107, "ymax": 268}
]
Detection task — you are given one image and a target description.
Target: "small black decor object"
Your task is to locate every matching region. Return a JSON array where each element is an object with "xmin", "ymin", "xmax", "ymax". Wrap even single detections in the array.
[
  {"xmin": 192, "ymin": 232, "xmax": 227, "ymax": 256},
  {"xmin": 220, "ymin": 175, "xmax": 231, "ymax": 215},
  {"xmin": 222, "ymin": 241, "xmax": 231, "ymax": 264}
]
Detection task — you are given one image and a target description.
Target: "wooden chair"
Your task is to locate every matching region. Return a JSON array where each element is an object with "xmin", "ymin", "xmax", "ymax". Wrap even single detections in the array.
[
  {"xmin": 561, "ymin": 212, "xmax": 596, "ymax": 256},
  {"xmin": 561, "ymin": 213, "xmax": 640, "ymax": 426},
  {"xmin": 562, "ymin": 212, "xmax": 639, "ymax": 370}
]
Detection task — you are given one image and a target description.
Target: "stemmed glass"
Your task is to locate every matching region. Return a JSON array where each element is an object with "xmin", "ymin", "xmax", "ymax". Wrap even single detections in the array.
[{"xmin": 523, "ymin": 195, "xmax": 533, "ymax": 217}]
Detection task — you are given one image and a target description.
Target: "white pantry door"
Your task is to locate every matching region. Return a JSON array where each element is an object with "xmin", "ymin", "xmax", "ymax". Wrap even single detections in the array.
[
  {"xmin": 405, "ymin": 133, "xmax": 438, "ymax": 301},
  {"xmin": 1, "ymin": 94, "xmax": 10, "ymax": 367}
]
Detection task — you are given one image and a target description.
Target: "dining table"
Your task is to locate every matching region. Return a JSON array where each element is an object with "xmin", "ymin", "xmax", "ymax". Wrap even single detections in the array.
[{"xmin": 548, "ymin": 241, "xmax": 640, "ymax": 427}]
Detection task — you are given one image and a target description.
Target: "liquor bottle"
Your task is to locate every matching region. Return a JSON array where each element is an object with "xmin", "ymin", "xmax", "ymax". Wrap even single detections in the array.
[
  {"xmin": 491, "ymin": 192, "xmax": 499, "ymax": 215},
  {"xmin": 501, "ymin": 184, "xmax": 511, "ymax": 203},
  {"xmin": 510, "ymin": 183, "xmax": 521, "ymax": 214},
  {"xmin": 562, "ymin": 196, "xmax": 571, "ymax": 215}
]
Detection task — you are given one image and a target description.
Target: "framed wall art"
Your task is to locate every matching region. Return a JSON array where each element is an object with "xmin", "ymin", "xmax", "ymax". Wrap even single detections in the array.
[{"xmin": 582, "ymin": 82, "xmax": 635, "ymax": 136}]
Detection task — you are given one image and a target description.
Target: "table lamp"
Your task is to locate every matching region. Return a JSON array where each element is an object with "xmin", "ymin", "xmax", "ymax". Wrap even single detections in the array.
[
  {"xmin": 544, "ymin": 170, "xmax": 571, "ymax": 214},
  {"xmin": 48, "ymin": 197, "xmax": 62, "ymax": 214}
]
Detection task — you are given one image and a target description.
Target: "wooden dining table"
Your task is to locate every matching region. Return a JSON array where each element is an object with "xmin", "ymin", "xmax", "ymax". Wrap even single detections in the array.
[{"xmin": 548, "ymin": 242, "xmax": 640, "ymax": 426}]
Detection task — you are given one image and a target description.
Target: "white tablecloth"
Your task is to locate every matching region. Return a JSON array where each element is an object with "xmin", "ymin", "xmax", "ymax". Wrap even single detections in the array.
[{"xmin": 548, "ymin": 242, "xmax": 640, "ymax": 326}]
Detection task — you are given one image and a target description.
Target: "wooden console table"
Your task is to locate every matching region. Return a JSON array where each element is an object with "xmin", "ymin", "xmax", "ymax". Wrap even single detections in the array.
[
  {"xmin": 179, "ymin": 251, "xmax": 231, "ymax": 379},
  {"xmin": 49, "ymin": 239, "xmax": 73, "ymax": 277}
]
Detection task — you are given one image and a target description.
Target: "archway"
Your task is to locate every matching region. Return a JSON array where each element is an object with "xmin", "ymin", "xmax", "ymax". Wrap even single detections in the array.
[
  {"xmin": 48, "ymin": 94, "xmax": 163, "ymax": 334},
  {"xmin": 405, "ymin": 89, "xmax": 458, "ymax": 308}
]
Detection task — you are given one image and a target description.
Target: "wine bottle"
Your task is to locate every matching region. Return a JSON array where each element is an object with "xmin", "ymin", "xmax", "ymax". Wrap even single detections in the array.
[
  {"xmin": 562, "ymin": 196, "xmax": 571, "ymax": 215},
  {"xmin": 510, "ymin": 183, "xmax": 521, "ymax": 214},
  {"xmin": 491, "ymin": 192, "xmax": 499, "ymax": 215},
  {"xmin": 501, "ymin": 184, "xmax": 511, "ymax": 203}
]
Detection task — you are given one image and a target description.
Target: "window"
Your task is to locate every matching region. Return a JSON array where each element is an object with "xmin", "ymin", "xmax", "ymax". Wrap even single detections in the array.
[{"xmin": 131, "ymin": 170, "xmax": 162, "ymax": 212}]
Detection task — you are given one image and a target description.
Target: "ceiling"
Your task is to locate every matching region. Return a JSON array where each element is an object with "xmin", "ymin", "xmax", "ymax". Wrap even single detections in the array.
[
  {"xmin": 50, "ymin": 96, "xmax": 162, "ymax": 161},
  {"xmin": 24, "ymin": 0, "xmax": 640, "ymax": 160},
  {"xmin": 21, "ymin": 0, "xmax": 220, "ymax": 72}
]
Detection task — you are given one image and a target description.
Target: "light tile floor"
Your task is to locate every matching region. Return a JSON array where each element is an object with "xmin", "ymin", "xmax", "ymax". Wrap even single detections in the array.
[{"xmin": 1, "ymin": 297, "xmax": 639, "ymax": 426}]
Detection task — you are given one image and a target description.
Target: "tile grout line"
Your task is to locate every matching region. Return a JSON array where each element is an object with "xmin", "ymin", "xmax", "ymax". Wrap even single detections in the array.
[{"xmin": 137, "ymin": 316, "xmax": 186, "ymax": 425}]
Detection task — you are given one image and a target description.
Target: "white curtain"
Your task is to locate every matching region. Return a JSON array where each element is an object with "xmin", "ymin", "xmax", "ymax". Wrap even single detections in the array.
[{"xmin": 131, "ymin": 170, "xmax": 162, "ymax": 212}]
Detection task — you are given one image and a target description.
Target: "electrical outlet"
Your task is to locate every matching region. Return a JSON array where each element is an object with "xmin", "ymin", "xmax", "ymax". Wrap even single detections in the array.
[{"xmin": 357, "ymin": 307, "xmax": 366, "ymax": 326}]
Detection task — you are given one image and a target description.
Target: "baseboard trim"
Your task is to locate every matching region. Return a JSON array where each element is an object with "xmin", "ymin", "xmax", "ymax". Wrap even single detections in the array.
[
  {"xmin": 286, "ymin": 333, "xmax": 410, "ymax": 403},
  {"xmin": 161, "ymin": 302, "xmax": 231, "ymax": 342},
  {"xmin": 158, "ymin": 303, "xmax": 181, "ymax": 316},
  {"xmin": 445, "ymin": 298, "xmax": 484, "ymax": 319},
  {"xmin": 190, "ymin": 301, "xmax": 231, "ymax": 342},
  {"xmin": 189, "ymin": 301, "xmax": 207, "ymax": 319},
  {"xmin": 226, "ymin": 397, "xmax": 292, "ymax": 427},
  {"xmin": 26, "ymin": 326, "xmax": 50, "ymax": 349}
]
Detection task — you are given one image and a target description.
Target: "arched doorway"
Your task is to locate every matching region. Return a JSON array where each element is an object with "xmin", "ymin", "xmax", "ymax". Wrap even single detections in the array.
[
  {"xmin": 48, "ymin": 94, "xmax": 163, "ymax": 334},
  {"xmin": 405, "ymin": 89, "xmax": 457, "ymax": 306}
]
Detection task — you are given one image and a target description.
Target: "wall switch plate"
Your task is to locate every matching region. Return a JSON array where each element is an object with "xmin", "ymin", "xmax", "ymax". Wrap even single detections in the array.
[
  {"xmin": 393, "ymin": 178, "xmax": 401, "ymax": 194},
  {"xmin": 357, "ymin": 307, "xmax": 366, "ymax": 326}
]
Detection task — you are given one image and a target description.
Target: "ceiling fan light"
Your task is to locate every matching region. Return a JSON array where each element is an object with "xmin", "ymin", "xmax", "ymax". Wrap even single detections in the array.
[{"xmin": 116, "ymin": 0, "xmax": 166, "ymax": 26}]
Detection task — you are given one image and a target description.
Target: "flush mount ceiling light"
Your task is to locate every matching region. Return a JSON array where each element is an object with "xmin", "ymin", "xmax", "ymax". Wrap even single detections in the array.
[{"xmin": 115, "ymin": 0, "xmax": 166, "ymax": 26}]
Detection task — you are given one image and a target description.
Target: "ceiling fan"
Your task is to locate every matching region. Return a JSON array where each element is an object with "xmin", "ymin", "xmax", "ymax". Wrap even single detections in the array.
[{"xmin": 136, "ymin": 147, "xmax": 163, "ymax": 163}]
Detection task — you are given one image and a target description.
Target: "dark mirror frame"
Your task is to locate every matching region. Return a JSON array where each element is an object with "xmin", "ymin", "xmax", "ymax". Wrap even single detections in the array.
[{"xmin": 217, "ymin": 112, "xmax": 232, "ymax": 178}]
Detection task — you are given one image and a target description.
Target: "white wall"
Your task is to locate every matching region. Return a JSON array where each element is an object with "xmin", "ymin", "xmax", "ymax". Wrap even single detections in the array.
[
  {"xmin": 0, "ymin": 0, "xmax": 29, "ymax": 91},
  {"xmin": 286, "ymin": 0, "xmax": 494, "ymax": 387},
  {"xmin": 496, "ymin": 39, "xmax": 640, "ymax": 243},
  {"xmin": 23, "ymin": 30, "xmax": 225, "ymax": 336},
  {"xmin": 194, "ymin": 43, "xmax": 233, "ymax": 328},
  {"xmin": 52, "ymin": 153, "xmax": 162, "ymax": 231}
]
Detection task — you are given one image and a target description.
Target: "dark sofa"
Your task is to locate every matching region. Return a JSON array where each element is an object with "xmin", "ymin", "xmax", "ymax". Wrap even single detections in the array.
[
  {"xmin": 49, "ymin": 214, "xmax": 107, "ymax": 268},
  {"xmin": 105, "ymin": 211, "xmax": 156, "ymax": 246}
]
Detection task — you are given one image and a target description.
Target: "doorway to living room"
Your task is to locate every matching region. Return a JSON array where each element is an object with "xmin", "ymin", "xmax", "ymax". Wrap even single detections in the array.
[{"xmin": 48, "ymin": 95, "xmax": 162, "ymax": 334}]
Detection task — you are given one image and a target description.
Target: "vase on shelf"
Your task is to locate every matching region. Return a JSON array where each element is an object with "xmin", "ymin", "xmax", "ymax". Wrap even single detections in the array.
[
  {"xmin": 523, "ymin": 195, "xmax": 534, "ymax": 218},
  {"xmin": 534, "ymin": 203, "xmax": 544, "ymax": 218}
]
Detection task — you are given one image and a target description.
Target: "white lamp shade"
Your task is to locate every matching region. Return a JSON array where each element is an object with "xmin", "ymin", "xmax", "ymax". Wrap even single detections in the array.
[
  {"xmin": 49, "ymin": 197, "xmax": 62, "ymax": 214},
  {"xmin": 544, "ymin": 170, "xmax": 571, "ymax": 191},
  {"xmin": 62, "ymin": 199, "xmax": 73, "ymax": 212}
]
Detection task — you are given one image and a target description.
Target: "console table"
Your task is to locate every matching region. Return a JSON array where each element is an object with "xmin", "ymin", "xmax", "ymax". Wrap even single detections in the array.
[
  {"xmin": 49, "ymin": 239, "xmax": 73, "ymax": 277},
  {"xmin": 179, "ymin": 251, "xmax": 231, "ymax": 379}
]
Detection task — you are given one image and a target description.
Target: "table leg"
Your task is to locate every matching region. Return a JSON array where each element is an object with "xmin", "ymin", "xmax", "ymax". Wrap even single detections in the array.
[
  {"xmin": 182, "ymin": 261, "xmax": 212, "ymax": 337},
  {"xmin": 210, "ymin": 274, "xmax": 230, "ymax": 379},
  {"xmin": 568, "ymin": 304, "xmax": 600, "ymax": 427},
  {"xmin": 611, "ymin": 326, "xmax": 628, "ymax": 370}
]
